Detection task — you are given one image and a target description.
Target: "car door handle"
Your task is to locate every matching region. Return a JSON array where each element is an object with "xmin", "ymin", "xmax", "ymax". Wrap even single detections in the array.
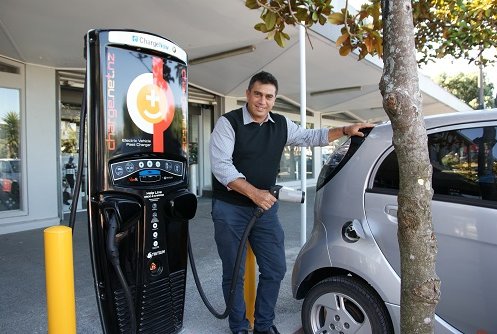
[{"xmin": 384, "ymin": 204, "xmax": 398, "ymax": 224}]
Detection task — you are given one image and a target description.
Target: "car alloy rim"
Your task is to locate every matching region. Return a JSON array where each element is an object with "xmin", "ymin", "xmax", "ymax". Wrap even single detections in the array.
[{"xmin": 310, "ymin": 292, "xmax": 373, "ymax": 333}]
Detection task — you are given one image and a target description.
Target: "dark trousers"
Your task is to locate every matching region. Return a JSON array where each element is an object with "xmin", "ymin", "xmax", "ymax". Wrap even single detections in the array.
[{"xmin": 212, "ymin": 198, "xmax": 286, "ymax": 332}]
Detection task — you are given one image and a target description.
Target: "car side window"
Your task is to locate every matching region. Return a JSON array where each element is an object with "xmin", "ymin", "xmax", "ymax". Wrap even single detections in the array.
[
  {"xmin": 373, "ymin": 126, "xmax": 497, "ymax": 203},
  {"xmin": 373, "ymin": 151, "xmax": 399, "ymax": 191}
]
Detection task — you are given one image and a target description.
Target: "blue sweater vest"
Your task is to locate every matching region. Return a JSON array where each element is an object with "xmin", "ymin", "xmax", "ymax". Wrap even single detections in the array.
[{"xmin": 212, "ymin": 108, "xmax": 288, "ymax": 206}]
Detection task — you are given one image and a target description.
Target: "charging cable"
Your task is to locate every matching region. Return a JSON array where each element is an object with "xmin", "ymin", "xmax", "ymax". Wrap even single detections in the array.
[
  {"xmin": 188, "ymin": 207, "xmax": 264, "ymax": 319},
  {"xmin": 102, "ymin": 205, "xmax": 137, "ymax": 333}
]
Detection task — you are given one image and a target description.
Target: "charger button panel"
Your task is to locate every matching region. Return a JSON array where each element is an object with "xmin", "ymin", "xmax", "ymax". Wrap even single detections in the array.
[{"xmin": 110, "ymin": 158, "xmax": 184, "ymax": 187}]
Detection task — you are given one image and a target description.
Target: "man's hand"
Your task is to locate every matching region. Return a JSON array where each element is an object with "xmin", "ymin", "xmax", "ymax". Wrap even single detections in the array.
[
  {"xmin": 343, "ymin": 122, "xmax": 375, "ymax": 137},
  {"xmin": 328, "ymin": 122, "xmax": 375, "ymax": 142},
  {"xmin": 250, "ymin": 188, "xmax": 277, "ymax": 211},
  {"xmin": 227, "ymin": 178, "xmax": 277, "ymax": 210}
]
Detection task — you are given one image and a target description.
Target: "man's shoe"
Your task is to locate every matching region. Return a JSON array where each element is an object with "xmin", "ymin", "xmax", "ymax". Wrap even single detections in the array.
[
  {"xmin": 232, "ymin": 330, "xmax": 249, "ymax": 334},
  {"xmin": 253, "ymin": 325, "xmax": 280, "ymax": 334}
]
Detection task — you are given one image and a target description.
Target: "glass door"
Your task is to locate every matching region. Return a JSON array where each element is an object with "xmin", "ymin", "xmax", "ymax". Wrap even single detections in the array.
[{"xmin": 58, "ymin": 70, "xmax": 86, "ymax": 213}]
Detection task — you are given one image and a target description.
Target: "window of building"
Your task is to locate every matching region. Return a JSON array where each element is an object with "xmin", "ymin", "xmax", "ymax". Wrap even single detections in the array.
[
  {"xmin": 278, "ymin": 122, "xmax": 315, "ymax": 182},
  {"xmin": 0, "ymin": 58, "xmax": 24, "ymax": 212}
]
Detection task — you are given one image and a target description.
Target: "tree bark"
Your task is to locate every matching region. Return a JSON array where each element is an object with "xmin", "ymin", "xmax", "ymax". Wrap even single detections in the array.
[{"xmin": 379, "ymin": 1, "xmax": 441, "ymax": 333}]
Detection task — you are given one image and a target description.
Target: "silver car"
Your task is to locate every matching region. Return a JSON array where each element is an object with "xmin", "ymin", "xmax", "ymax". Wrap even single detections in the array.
[{"xmin": 292, "ymin": 109, "xmax": 497, "ymax": 334}]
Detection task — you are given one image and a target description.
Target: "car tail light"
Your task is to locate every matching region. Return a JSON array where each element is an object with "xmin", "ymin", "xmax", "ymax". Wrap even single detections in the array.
[{"xmin": 1, "ymin": 178, "xmax": 12, "ymax": 192}]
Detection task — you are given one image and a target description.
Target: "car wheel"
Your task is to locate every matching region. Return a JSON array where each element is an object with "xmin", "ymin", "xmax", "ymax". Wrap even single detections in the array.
[{"xmin": 302, "ymin": 276, "xmax": 393, "ymax": 334}]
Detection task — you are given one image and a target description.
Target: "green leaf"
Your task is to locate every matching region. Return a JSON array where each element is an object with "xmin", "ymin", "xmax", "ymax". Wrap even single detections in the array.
[
  {"xmin": 254, "ymin": 22, "xmax": 269, "ymax": 33},
  {"xmin": 265, "ymin": 11, "xmax": 277, "ymax": 30},
  {"xmin": 328, "ymin": 12, "xmax": 344, "ymax": 24},
  {"xmin": 318, "ymin": 13, "xmax": 327, "ymax": 25},
  {"xmin": 245, "ymin": 0, "xmax": 260, "ymax": 10},
  {"xmin": 274, "ymin": 31, "xmax": 285, "ymax": 47},
  {"xmin": 267, "ymin": 30, "xmax": 276, "ymax": 41},
  {"xmin": 296, "ymin": 8, "xmax": 309, "ymax": 22},
  {"xmin": 312, "ymin": 11, "xmax": 319, "ymax": 22}
]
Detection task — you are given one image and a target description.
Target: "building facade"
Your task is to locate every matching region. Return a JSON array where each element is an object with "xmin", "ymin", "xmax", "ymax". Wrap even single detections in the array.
[{"xmin": 0, "ymin": 56, "xmax": 349, "ymax": 234}]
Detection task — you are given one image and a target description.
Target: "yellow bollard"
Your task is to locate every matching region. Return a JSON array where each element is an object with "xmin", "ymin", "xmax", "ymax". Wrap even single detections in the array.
[
  {"xmin": 44, "ymin": 226, "xmax": 76, "ymax": 334},
  {"xmin": 244, "ymin": 243, "xmax": 256, "ymax": 330}
]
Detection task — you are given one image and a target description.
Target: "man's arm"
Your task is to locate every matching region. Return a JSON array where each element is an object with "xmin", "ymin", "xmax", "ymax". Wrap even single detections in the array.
[
  {"xmin": 210, "ymin": 117, "xmax": 245, "ymax": 186},
  {"xmin": 286, "ymin": 119, "xmax": 375, "ymax": 146}
]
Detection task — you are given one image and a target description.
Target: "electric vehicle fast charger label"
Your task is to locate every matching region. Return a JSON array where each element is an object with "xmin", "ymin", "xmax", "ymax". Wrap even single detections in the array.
[{"xmin": 103, "ymin": 45, "xmax": 188, "ymax": 157}]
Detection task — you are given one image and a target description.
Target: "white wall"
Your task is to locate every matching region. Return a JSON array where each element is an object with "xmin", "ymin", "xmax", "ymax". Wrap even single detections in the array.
[{"xmin": 0, "ymin": 64, "xmax": 60, "ymax": 234}]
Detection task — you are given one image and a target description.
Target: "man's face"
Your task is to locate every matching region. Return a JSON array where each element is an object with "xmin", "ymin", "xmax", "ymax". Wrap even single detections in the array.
[{"xmin": 246, "ymin": 81, "xmax": 276, "ymax": 123}]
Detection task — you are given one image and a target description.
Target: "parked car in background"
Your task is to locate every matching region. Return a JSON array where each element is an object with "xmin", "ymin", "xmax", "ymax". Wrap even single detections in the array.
[
  {"xmin": 0, "ymin": 177, "xmax": 19, "ymax": 210},
  {"xmin": 0, "ymin": 159, "xmax": 20, "ymax": 210},
  {"xmin": 292, "ymin": 109, "xmax": 497, "ymax": 333},
  {"xmin": 0, "ymin": 158, "xmax": 20, "ymax": 182}
]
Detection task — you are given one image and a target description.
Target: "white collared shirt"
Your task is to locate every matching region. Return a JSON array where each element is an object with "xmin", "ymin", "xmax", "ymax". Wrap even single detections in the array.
[{"xmin": 210, "ymin": 104, "xmax": 330, "ymax": 186}]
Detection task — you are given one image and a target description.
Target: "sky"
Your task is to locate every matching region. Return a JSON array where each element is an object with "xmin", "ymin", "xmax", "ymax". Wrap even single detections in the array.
[
  {"xmin": 1, "ymin": 1, "xmax": 496, "ymax": 120},
  {"xmin": 0, "ymin": 88, "xmax": 20, "ymax": 122},
  {"xmin": 419, "ymin": 56, "xmax": 497, "ymax": 92},
  {"xmin": 347, "ymin": 0, "xmax": 497, "ymax": 97}
]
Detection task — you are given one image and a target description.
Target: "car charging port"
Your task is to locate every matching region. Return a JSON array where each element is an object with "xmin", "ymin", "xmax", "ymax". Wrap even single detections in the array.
[{"xmin": 342, "ymin": 219, "xmax": 365, "ymax": 243}]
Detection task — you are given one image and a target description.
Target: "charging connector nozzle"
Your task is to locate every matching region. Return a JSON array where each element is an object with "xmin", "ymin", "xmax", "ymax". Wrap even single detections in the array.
[{"xmin": 269, "ymin": 185, "xmax": 305, "ymax": 203}]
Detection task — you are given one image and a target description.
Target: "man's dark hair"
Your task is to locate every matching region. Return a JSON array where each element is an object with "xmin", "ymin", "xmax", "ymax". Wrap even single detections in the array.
[{"xmin": 248, "ymin": 71, "xmax": 278, "ymax": 95}]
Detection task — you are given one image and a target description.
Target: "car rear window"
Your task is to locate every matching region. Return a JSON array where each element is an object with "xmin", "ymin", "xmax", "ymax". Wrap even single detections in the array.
[{"xmin": 316, "ymin": 128, "xmax": 371, "ymax": 191}]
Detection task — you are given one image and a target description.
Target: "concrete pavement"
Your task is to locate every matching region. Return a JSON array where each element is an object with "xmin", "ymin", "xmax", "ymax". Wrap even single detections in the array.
[{"xmin": 0, "ymin": 188, "xmax": 315, "ymax": 334}]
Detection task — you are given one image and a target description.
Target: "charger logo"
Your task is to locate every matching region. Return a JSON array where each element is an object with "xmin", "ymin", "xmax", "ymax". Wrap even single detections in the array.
[
  {"xmin": 131, "ymin": 34, "xmax": 169, "ymax": 52},
  {"xmin": 127, "ymin": 73, "xmax": 167, "ymax": 133},
  {"xmin": 126, "ymin": 57, "xmax": 175, "ymax": 152}
]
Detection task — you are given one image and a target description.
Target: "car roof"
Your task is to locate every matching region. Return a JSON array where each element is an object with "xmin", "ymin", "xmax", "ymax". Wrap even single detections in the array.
[
  {"xmin": 359, "ymin": 109, "xmax": 497, "ymax": 159},
  {"xmin": 424, "ymin": 108, "xmax": 497, "ymax": 128},
  {"xmin": 374, "ymin": 109, "xmax": 497, "ymax": 131}
]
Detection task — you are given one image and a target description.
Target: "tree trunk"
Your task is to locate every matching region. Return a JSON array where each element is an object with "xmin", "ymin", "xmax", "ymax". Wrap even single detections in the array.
[{"xmin": 379, "ymin": 1, "xmax": 441, "ymax": 333}]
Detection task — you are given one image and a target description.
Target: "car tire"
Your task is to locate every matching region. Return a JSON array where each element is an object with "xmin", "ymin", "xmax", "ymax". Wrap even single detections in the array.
[{"xmin": 302, "ymin": 276, "xmax": 393, "ymax": 334}]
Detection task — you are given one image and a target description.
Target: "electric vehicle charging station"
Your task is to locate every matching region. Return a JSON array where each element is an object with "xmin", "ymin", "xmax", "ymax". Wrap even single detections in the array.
[
  {"xmin": 84, "ymin": 29, "xmax": 197, "ymax": 334},
  {"xmin": 78, "ymin": 29, "xmax": 308, "ymax": 334}
]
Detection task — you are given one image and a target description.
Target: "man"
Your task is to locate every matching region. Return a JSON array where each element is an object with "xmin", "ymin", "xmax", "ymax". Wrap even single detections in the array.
[
  {"xmin": 210, "ymin": 71, "xmax": 373, "ymax": 334},
  {"xmin": 64, "ymin": 156, "xmax": 76, "ymax": 205}
]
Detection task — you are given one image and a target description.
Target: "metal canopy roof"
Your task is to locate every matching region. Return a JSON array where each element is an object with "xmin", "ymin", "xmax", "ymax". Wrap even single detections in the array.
[{"xmin": 0, "ymin": 0, "xmax": 470, "ymax": 122}]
